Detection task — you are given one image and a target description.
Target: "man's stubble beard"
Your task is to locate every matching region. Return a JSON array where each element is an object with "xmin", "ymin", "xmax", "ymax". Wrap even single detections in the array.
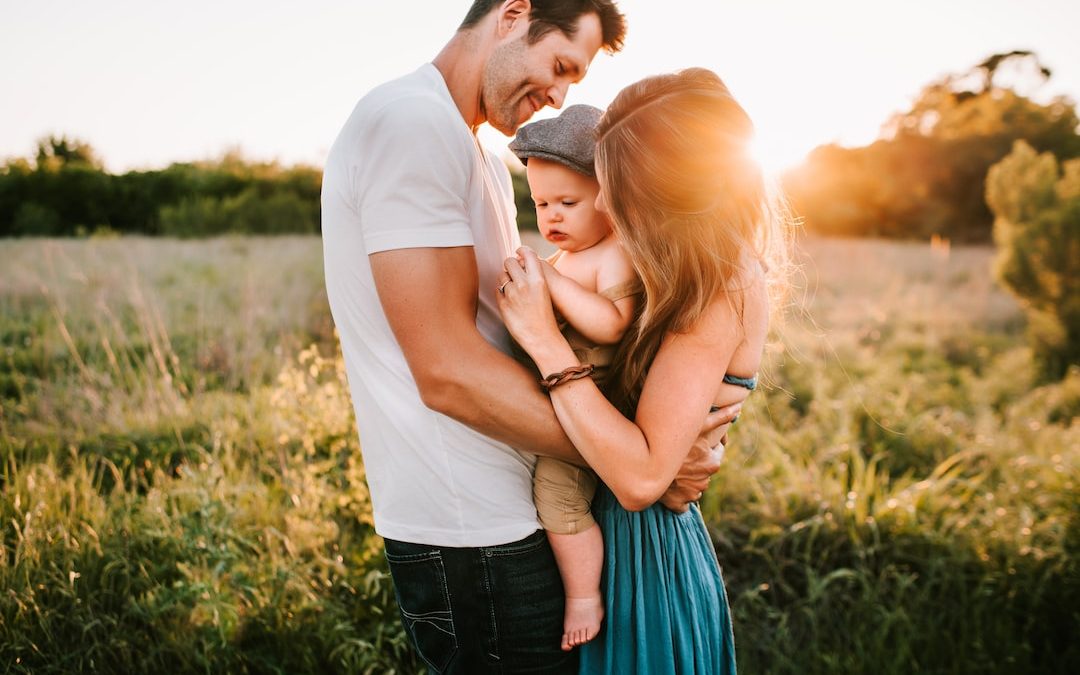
[{"xmin": 481, "ymin": 37, "xmax": 532, "ymax": 136}]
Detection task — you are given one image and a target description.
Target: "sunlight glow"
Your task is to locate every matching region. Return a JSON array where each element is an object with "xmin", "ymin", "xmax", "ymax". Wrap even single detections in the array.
[
  {"xmin": 0, "ymin": 1, "xmax": 1076, "ymax": 172},
  {"xmin": 747, "ymin": 134, "xmax": 804, "ymax": 178}
]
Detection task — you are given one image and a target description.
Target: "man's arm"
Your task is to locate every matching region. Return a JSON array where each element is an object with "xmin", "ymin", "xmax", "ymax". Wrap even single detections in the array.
[{"xmin": 370, "ymin": 245, "xmax": 584, "ymax": 463}]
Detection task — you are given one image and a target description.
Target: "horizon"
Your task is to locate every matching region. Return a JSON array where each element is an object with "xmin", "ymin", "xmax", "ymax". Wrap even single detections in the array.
[{"xmin": 2, "ymin": 0, "xmax": 1078, "ymax": 175}]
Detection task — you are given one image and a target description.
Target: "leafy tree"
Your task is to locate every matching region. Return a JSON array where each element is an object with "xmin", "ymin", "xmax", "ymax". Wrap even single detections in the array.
[
  {"xmin": 884, "ymin": 51, "xmax": 1075, "ymax": 144},
  {"xmin": 986, "ymin": 140, "xmax": 1080, "ymax": 379},
  {"xmin": 34, "ymin": 134, "xmax": 103, "ymax": 171},
  {"xmin": 511, "ymin": 167, "xmax": 537, "ymax": 231},
  {"xmin": 786, "ymin": 50, "xmax": 1080, "ymax": 241}
]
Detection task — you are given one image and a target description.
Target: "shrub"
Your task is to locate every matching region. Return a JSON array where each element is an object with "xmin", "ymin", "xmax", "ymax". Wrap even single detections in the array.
[
  {"xmin": 159, "ymin": 189, "xmax": 319, "ymax": 237},
  {"xmin": 12, "ymin": 201, "xmax": 61, "ymax": 236},
  {"xmin": 986, "ymin": 140, "xmax": 1080, "ymax": 380}
]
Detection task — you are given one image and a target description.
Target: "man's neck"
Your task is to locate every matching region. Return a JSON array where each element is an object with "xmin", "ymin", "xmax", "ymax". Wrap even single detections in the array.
[{"xmin": 433, "ymin": 29, "xmax": 490, "ymax": 133}]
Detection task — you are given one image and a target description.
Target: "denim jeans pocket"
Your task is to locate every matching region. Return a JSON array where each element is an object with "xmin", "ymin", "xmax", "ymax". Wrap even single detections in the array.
[
  {"xmin": 480, "ymin": 530, "xmax": 573, "ymax": 669},
  {"xmin": 384, "ymin": 546, "xmax": 457, "ymax": 672}
]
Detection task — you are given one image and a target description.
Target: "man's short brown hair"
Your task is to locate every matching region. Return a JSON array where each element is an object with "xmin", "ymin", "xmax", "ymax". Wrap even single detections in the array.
[{"xmin": 460, "ymin": 0, "xmax": 626, "ymax": 53}]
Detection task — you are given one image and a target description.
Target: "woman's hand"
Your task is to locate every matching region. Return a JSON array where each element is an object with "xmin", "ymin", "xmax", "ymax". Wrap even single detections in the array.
[{"xmin": 496, "ymin": 247, "xmax": 565, "ymax": 355}]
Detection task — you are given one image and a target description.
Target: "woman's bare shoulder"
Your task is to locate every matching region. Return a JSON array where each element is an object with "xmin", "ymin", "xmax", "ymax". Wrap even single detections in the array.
[{"xmin": 683, "ymin": 260, "xmax": 769, "ymax": 350}]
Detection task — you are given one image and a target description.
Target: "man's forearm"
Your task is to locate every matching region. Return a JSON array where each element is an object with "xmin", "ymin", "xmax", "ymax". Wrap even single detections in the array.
[
  {"xmin": 371, "ymin": 246, "xmax": 583, "ymax": 464},
  {"xmin": 420, "ymin": 335, "xmax": 584, "ymax": 465}
]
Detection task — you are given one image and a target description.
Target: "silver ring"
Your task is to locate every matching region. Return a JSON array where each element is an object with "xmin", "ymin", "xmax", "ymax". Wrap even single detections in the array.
[{"xmin": 498, "ymin": 279, "xmax": 511, "ymax": 294}]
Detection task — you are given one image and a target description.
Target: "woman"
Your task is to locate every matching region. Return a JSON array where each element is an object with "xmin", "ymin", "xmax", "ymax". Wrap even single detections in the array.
[{"xmin": 497, "ymin": 68, "xmax": 788, "ymax": 673}]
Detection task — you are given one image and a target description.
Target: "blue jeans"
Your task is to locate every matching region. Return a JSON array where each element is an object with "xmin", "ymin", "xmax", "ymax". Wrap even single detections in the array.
[{"xmin": 384, "ymin": 529, "xmax": 577, "ymax": 674}]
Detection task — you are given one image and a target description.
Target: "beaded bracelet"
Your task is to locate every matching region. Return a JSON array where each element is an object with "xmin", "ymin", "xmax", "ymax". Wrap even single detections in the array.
[{"xmin": 539, "ymin": 364, "xmax": 595, "ymax": 392}]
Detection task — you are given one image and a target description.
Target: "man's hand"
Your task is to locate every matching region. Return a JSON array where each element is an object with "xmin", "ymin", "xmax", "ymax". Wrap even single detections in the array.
[{"xmin": 658, "ymin": 401, "xmax": 742, "ymax": 513}]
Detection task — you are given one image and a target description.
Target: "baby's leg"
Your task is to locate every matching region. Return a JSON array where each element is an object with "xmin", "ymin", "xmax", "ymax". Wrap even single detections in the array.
[
  {"xmin": 548, "ymin": 525, "xmax": 604, "ymax": 651},
  {"xmin": 533, "ymin": 458, "xmax": 604, "ymax": 651}
]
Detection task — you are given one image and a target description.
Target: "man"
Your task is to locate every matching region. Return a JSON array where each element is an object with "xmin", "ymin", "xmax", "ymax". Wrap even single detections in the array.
[{"xmin": 321, "ymin": 1, "xmax": 739, "ymax": 672}]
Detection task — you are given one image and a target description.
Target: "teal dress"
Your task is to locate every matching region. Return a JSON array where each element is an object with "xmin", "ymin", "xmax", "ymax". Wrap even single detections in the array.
[{"xmin": 579, "ymin": 373, "xmax": 755, "ymax": 675}]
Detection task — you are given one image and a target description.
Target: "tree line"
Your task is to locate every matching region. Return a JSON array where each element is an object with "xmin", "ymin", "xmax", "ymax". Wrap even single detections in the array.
[
  {"xmin": 0, "ymin": 139, "xmax": 321, "ymax": 237},
  {"xmin": 1, "ymin": 51, "xmax": 1077, "ymax": 242}
]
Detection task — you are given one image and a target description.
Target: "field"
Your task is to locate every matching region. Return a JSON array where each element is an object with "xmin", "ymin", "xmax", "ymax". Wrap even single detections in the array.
[{"xmin": 1, "ymin": 234, "xmax": 1077, "ymax": 674}]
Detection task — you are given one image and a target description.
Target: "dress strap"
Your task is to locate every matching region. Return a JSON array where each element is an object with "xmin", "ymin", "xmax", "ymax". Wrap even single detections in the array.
[
  {"xmin": 598, "ymin": 278, "xmax": 644, "ymax": 302},
  {"xmin": 722, "ymin": 373, "xmax": 758, "ymax": 390}
]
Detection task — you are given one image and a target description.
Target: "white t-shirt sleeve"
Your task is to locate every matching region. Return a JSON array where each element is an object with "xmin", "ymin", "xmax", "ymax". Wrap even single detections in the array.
[{"xmin": 357, "ymin": 97, "xmax": 475, "ymax": 253}]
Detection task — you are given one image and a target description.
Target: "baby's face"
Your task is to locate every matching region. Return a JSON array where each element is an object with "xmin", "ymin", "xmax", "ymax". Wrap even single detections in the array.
[{"xmin": 526, "ymin": 158, "xmax": 611, "ymax": 253}]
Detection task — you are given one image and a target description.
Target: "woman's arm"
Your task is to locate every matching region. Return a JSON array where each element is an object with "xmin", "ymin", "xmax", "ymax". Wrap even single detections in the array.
[
  {"xmin": 499, "ymin": 248, "xmax": 751, "ymax": 511},
  {"xmin": 532, "ymin": 319, "xmax": 743, "ymax": 511}
]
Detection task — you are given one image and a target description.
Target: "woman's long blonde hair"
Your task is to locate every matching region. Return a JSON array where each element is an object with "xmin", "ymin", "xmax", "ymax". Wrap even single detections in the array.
[{"xmin": 596, "ymin": 68, "xmax": 790, "ymax": 415}]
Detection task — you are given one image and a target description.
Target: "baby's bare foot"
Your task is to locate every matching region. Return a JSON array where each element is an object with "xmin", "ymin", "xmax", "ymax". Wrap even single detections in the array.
[{"xmin": 561, "ymin": 595, "xmax": 604, "ymax": 652}]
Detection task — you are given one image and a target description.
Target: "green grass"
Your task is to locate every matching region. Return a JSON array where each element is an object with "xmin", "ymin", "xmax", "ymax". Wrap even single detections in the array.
[{"xmin": 1, "ymin": 234, "xmax": 1077, "ymax": 674}]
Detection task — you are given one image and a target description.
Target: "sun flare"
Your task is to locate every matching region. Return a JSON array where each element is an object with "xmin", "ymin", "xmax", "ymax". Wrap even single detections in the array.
[{"xmin": 747, "ymin": 134, "xmax": 798, "ymax": 178}]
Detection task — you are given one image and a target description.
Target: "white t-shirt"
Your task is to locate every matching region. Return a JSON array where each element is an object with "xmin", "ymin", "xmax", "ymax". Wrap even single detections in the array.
[{"xmin": 321, "ymin": 63, "xmax": 538, "ymax": 547}]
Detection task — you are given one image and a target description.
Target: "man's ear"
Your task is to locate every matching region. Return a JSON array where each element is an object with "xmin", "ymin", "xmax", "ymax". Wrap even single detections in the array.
[{"xmin": 495, "ymin": 0, "xmax": 532, "ymax": 39}]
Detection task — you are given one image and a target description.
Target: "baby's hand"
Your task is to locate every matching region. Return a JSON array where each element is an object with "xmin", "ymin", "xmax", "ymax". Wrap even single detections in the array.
[
  {"xmin": 518, "ymin": 246, "xmax": 561, "ymax": 284},
  {"xmin": 515, "ymin": 246, "xmax": 534, "ymax": 267},
  {"xmin": 538, "ymin": 258, "xmax": 560, "ymax": 283}
]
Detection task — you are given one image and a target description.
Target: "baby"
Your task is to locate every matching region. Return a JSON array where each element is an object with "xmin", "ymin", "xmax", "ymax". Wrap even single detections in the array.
[{"xmin": 509, "ymin": 105, "xmax": 641, "ymax": 651}]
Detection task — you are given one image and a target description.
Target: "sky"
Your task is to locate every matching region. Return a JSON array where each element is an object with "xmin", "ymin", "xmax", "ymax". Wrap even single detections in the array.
[{"xmin": 2, "ymin": 0, "xmax": 1078, "ymax": 175}]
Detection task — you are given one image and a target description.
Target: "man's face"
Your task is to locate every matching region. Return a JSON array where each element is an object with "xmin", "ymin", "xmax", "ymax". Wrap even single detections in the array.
[{"xmin": 481, "ymin": 12, "xmax": 604, "ymax": 135}]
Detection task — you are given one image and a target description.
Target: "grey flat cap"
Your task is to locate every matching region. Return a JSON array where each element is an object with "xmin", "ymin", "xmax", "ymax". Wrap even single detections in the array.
[{"xmin": 509, "ymin": 104, "xmax": 604, "ymax": 177}]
